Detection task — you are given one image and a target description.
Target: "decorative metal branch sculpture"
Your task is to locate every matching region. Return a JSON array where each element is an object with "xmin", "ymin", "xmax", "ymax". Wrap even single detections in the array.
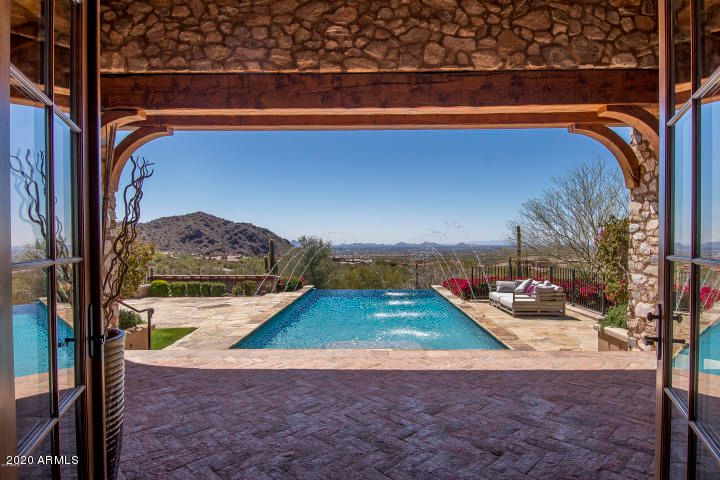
[
  {"xmin": 10, "ymin": 149, "xmax": 49, "ymax": 242},
  {"xmin": 11, "ymin": 149, "xmax": 75, "ymax": 302},
  {"xmin": 102, "ymin": 155, "xmax": 154, "ymax": 328}
]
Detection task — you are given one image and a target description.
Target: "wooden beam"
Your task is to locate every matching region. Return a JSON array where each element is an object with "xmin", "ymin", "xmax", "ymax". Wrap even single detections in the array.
[
  {"xmin": 598, "ymin": 105, "xmax": 660, "ymax": 154},
  {"xmin": 108, "ymin": 126, "xmax": 172, "ymax": 193},
  {"xmin": 568, "ymin": 124, "xmax": 641, "ymax": 188},
  {"xmin": 101, "ymin": 109, "xmax": 145, "ymax": 129},
  {"xmin": 101, "ymin": 70, "xmax": 659, "ymax": 114},
  {"xmin": 126, "ymin": 111, "xmax": 624, "ymax": 131}
]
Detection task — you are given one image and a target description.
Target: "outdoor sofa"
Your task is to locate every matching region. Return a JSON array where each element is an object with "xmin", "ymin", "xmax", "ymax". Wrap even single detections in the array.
[{"xmin": 489, "ymin": 279, "xmax": 566, "ymax": 317}]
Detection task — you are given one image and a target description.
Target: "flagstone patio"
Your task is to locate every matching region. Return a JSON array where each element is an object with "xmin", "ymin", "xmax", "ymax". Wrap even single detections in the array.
[{"xmin": 119, "ymin": 350, "xmax": 656, "ymax": 479}]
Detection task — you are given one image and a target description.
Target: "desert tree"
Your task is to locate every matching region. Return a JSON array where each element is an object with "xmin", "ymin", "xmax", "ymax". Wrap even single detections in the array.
[{"xmin": 507, "ymin": 157, "xmax": 628, "ymax": 272}]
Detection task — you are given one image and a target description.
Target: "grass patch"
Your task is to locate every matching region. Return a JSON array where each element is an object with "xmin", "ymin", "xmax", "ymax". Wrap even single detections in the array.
[{"xmin": 151, "ymin": 327, "xmax": 197, "ymax": 350}]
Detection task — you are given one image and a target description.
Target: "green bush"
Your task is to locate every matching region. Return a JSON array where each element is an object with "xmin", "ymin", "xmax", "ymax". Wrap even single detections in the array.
[
  {"xmin": 201, "ymin": 283, "xmax": 212, "ymax": 297},
  {"xmin": 243, "ymin": 280, "xmax": 258, "ymax": 295},
  {"xmin": 119, "ymin": 309, "xmax": 144, "ymax": 330},
  {"xmin": 169, "ymin": 281, "xmax": 187, "ymax": 297},
  {"xmin": 600, "ymin": 304, "xmax": 628, "ymax": 329},
  {"xmin": 284, "ymin": 277, "xmax": 303, "ymax": 292},
  {"xmin": 210, "ymin": 282, "xmax": 226, "ymax": 296},
  {"xmin": 149, "ymin": 280, "xmax": 170, "ymax": 297},
  {"xmin": 186, "ymin": 282, "xmax": 202, "ymax": 297},
  {"xmin": 232, "ymin": 281, "xmax": 257, "ymax": 296}
]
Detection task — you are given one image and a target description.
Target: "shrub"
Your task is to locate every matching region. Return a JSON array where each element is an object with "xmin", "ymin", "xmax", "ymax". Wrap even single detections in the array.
[
  {"xmin": 600, "ymin": 304, "xmax": 628, "ymax": 329},
  {"xmin": 232, "ymin": 285, "xmax": 244, "ymax": 296},
  {"xmin": 232, "ymin": 280, "xmax": 257, "ymax": 296},
  {"xmin": 169, "ymin": 281, "xmax": 187, "ymax": 297},
  {"xmin": 119, "ymin": 309, "xmax": 144, "ymax": 330},
  {"xmin": 284, "ymin": 277, "xmax": 303, "ymax": 292},
  {"xmin": 210, "ymin": 282, "xmax": 226, "ymax": 296},
  {"xmin": 149, "ymin": 280, "xmax": 170, "ymax": 297},
  {"xmin": 186, "ymin": 282, "xmax": 202, "ymax": 297},
  {"xmin": 201, "ymin": 283, "xmax": 212, "ymax": 297}
]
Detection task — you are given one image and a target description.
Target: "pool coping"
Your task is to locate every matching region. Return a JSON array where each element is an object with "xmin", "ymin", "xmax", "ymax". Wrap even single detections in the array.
[{"xmin": 431, "ymin": 285, "xmax": 535, "ymax": 351}]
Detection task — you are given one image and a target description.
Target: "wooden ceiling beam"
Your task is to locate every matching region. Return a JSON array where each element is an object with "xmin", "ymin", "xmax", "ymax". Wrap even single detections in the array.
[
  {"xmin": 568, "ymin": 124, "xmax": 641, "ymax": 188},
  {"xmin": 598, "ymin": 105, "xmax": 660, "ymax": 154},
  {"xmin": 125, "ymin": 112, "xmax": 623, "ymax": 130},
  {"xmin": 101, "ymin": 70, "xmax": 659, "ymax": 114}
]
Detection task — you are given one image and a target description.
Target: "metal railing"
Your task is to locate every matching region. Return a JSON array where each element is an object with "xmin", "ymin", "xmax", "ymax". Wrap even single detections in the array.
[
  {"xmin": 117, "ymin": 300, "xmax": 154, "ymax": 350},
  {"xmin": 468, "ymin": 260, "xmax": 608, "ymax": 314}
]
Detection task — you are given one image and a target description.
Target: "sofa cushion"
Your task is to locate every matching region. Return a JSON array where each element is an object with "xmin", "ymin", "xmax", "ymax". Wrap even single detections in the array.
[
  {"xmin": 515, "ymin": 278, "xmax": 532, "ymax": 293},
  {"xmin": 489, "ymin": 291, "xmax": 503, "ymax": 302},
  {"xmin": 496, "ymin": 281, "xmax": 516, "ymax": 293}
]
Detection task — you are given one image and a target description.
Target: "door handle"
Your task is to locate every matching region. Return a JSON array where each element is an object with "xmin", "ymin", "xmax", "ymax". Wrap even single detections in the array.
[{"xmin": 646, "ymin": 306, "xmax": 662, "ymax": 360}]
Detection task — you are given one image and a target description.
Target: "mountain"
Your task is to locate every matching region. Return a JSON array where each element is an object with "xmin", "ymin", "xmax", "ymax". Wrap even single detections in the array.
[{"xmin": 137, "ymin": 212, "xmax": 292, "ymax": 257}]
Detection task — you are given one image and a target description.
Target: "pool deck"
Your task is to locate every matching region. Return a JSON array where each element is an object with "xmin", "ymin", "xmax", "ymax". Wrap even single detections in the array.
[
  {"xmin": 123, "ymin": 286, "xmax": 314, "ymax": 350},
  {"xmin": 120, "ymin": 350, "xmax": 656, "ymax": 479},
  {"xmin": 124, "ymin": 286, "xmax": 600, "ymax": 351}
]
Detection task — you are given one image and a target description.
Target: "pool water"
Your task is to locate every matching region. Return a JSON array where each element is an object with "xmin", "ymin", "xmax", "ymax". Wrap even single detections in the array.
[
  {"xmin": 675, "ymin": 320, "xmax": 720, "ymax": 375},
  {"xmin": 234, "ymin": 289, "xmax": 506, "ymax": 350},
  {"xmin": 13, "ymin": 303, "xmax": 74, "ymax": 377}
]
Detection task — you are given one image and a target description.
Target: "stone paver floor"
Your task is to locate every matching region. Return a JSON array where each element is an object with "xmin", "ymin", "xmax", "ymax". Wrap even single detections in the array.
[{"xmin": 120, "ymin": 350, "xmax": 655, "ymax": 479}]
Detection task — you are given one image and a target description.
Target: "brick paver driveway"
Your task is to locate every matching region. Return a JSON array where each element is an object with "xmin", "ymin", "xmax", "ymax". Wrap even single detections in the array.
[{"xmin": 120, "ymin": 351, "xmax": 656, "ymax": 479}]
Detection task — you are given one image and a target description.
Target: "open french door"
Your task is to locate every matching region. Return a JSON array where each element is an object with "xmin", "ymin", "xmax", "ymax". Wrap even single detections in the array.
[
  {"xmin": 1, "ymin": 0, "xmax": 104, "ymax": 477},
  {"xmin": 656, "ymin": 0, "xmax": 720, "ymax": 477}
]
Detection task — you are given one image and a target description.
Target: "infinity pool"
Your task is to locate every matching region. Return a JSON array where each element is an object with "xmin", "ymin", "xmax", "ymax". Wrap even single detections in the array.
[{"xmin": 234, "ymin": 289, "xmax": 506, "ymax": 350}]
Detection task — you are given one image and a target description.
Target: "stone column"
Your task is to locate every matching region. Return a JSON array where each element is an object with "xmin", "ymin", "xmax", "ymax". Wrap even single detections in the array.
[{"xmin": 627, "ymin": 129, "xmax": 659, "ymax": 348}]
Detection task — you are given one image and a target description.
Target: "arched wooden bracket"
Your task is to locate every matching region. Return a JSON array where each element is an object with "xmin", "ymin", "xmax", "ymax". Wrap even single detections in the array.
[
  {"xmin": 101, "ymin": 109, "xmax": 146, "ymax": 129},
  {"xmin": 598, "ymin": 105, "xmax": 659, "ymax": 154},
  {"xmin": 568, "ymin": 124, "xmax": 641, "ymax": 189},
  {"xmin": 108, "ymin": 126, "xmax": 173, "ymax": 194}
]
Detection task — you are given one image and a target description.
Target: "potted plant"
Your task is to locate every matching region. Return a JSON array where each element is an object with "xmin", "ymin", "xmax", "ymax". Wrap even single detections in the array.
[{"xmin": 101, "ymin": 156, "xmax": 154, "ymax": 480}]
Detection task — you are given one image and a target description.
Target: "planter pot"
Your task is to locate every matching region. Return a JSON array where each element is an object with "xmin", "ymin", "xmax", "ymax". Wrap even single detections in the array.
[
  {"xmin": 594, "ymin": 324, "xmax": 630, "ymax": 351},
  {"xmin": 104, "ymin": 328, "xmax": 126, "ymax": 480}
]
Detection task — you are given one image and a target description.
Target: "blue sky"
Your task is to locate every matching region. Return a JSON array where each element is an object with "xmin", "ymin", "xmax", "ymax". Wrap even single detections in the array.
[{"xmin": 117, "ymin": 128, "xmax": 629, "ymax": 244}]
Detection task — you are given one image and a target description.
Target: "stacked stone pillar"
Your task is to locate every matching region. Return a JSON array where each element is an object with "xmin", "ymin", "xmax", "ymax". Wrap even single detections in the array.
[{"xmin": 627, "ymin": 128, "xmax": 659, "ymax": 348}]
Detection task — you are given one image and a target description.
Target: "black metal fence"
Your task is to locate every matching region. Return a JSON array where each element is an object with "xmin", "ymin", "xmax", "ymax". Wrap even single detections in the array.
[{"xmin": 469, "ymin": 260, "xmax": 608, "ymax": 314}]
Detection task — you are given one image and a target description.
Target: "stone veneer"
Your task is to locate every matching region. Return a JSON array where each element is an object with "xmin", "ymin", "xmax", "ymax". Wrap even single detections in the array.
[
  {"xmin": 627, "ymin": 129, "xmax": 659, "ymax": 348},
  {"xmin": 100, "ymin": 0, "xmax": 658, "ymax": 73}
]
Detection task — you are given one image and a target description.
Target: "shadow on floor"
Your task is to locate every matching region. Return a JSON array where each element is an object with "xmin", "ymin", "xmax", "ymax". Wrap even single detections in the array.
[{"xmin": 120, "ymin": 362, "xmax": 655, "ymax": 480}]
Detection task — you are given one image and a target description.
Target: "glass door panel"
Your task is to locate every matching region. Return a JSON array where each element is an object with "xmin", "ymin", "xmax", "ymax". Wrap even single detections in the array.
[
  {"xmin": 55, "ymin": 264, "xmax": 76, "ymax": 398},
  {"xmin": 52, "ymin": 114, "xmax": 75, "ymax": 258},
  {"xmin": 12, "ymin": 268, "xmax": 51, "ymax": 443},
  {"xmin": 673, "ymin": 0, "xmax": 693, "ymax": 107},
  {"xmin": 699, "ymin": 88, "xmax": 720, "ymax": 259},
  {"xmin": 671, "ymin": 262, "xmax": 692, "ymax": 399},
  {"xmin": 669, "ymin": 405, "xmax": 690, "ymax": 478},
  {"xmin": 671, "ymin": 112, "xmax": 693, "ymax": 256},
  {"xmin": 697, "ymin": 246, "xmax": 720, "ymax": 447},
  {"xmin": 10, "ymin": 86, "xmax": 48, "ymax": 263},
  {"xmin": 10, "ymin": 0, "xmax": 46, "ymax": 92}
]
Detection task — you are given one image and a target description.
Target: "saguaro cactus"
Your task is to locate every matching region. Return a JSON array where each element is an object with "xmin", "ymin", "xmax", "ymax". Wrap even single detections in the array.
[{"xmin": 268, "ymin": 239, "xmax": 277, "ymax": 274}]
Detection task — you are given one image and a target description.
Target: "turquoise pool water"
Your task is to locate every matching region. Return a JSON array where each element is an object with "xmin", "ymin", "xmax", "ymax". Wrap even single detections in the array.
[
  {"xmin": 13, "ymin": 302, "xmax": 74, "ymax": 377},
  {"xmin": 675, "ymin": 320, "xmax": 720, "ymax": 375},
  {"xmin": 234, "ymin": 289, "xmax": 506, "ymax": 350}
]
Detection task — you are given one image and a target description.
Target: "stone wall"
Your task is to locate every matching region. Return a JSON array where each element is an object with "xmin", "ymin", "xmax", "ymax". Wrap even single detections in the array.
[
  {"xmin": 100, "ymin": 0, "xmax": 658, "ymax": 73},
  {"xmin": 627, "ymin": 129, "xmax": 659, "ymax": 347}
]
